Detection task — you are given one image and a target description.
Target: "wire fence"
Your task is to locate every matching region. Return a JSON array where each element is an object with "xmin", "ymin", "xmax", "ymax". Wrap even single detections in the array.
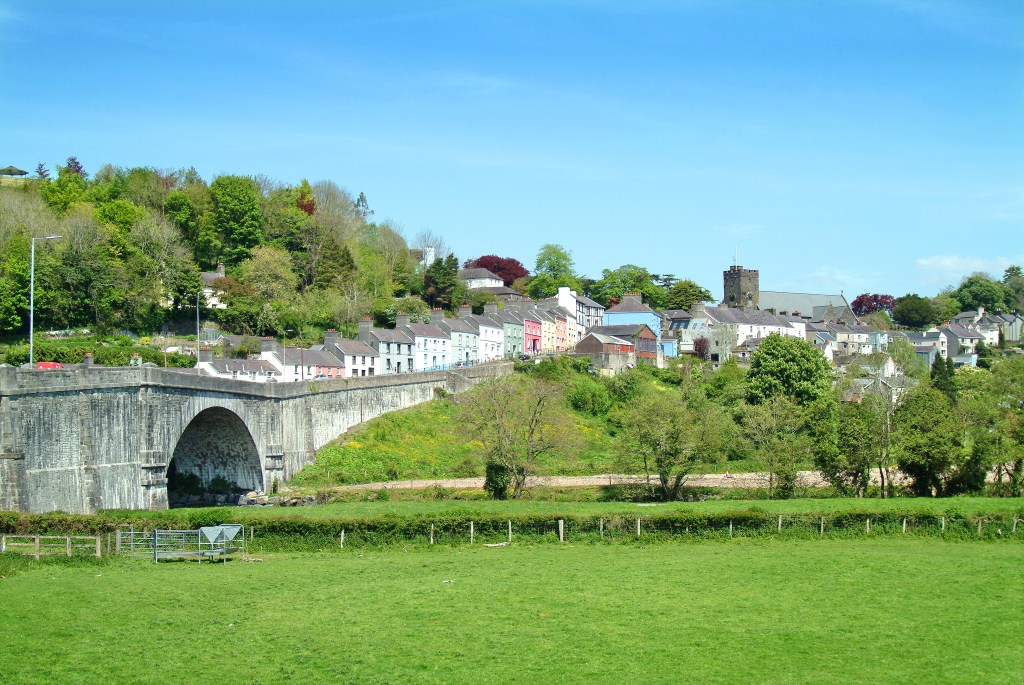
[
  {"xmin": 241, "ymin": 513, "xmax": 1024, "ymax": 552},
  {"xmin": 3, "ymin": 515, "xmax": 1021, "ymax": 559}
]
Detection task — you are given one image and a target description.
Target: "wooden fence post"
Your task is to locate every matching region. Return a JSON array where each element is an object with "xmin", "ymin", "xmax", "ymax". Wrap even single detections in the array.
[
  {"xmin": 66, "ymin": 536, "xmax": 72, "ymax": 557},
  {"xmin": 636, "ymin": 517, "xmax": 641, "ymax": 539},
  {"xmin": 978, "ymin": 519, "xmax": 983, "ymax": 538},
  {"xmin": 558, "ymin": 519, "xmax": 564, "ymax": 543},
  {"xmin": 902, "ymin": 518, "xmax": 907, "ymax": 534},
  {"xmin": 34, "ymin": 535, "xmax": 40, "ymax": 561},
  {"xmin": 95, "ymin": 536, "xmax": 101, "ymax": 559},
  {"xmin": 941, "ymin": 516, "xmax": 945, "ymax": 535},
  {"xmin": 729, "ymin": 520, "xmax": 733, "ymax": 538},
  {"xmin": 866, "ymin": 518, "xmax": 870, "ymax": 534},
  {"xmin": 778, "ymin": 516, "xmax": 782, "ymax": 533},
  {"xmin": 470, "ymin": 521, "xmax": 474, "ymax": 545},
  {"xmin": 507, "ymin": 520, "xmax": 512, "ymax": 544},
  {"xmin": 599, "ymin": 518, "xmax": 604, "ymax": 540},
  {"xmin": 430, "ymin": 523, "xmax": 434, "ymax": 545},
  {"xmin": 820, "ymin": 517, "xmax": 824, "ymax": 538},
  {"xmin": 1, "ymin": 534, "xmax": 5, "ymax": 553},
  {"xmin": 340, "ymin": 529, "xmax": 345, "ymax": 549}
]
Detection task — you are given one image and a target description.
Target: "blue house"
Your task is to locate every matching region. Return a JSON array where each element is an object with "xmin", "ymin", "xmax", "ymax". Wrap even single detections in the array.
[{"xmin": 603, "ymin": 293, "xmax": 671, "ymax": 361}]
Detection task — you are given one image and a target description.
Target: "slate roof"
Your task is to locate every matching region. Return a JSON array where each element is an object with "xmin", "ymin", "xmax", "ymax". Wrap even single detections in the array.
[
  {"xmin": 399, "ymin": 323, "xmax": 450, "ymax": 339},
  {"xmin": 472, "ymin": 286, "xmax": 521, "ymax": 297},
  {"xmin": 332, "ymin": 339, "xmax": 378, "ymax": 357},
  {"xmin": 368, "ymin": 328, "xmax": 414, "ymax": 344},
  {"xmin": 202, "ymin": 359, "xmax": 278, "ymax": 374},
  {"xmin": 437, "ymin": 317, "xmax": 476, "ymax": 334},
  {"xmin": 660, "ymin": 309, "xmax": 692, "ymax": 320},
  {"xmin": 465, "ymin": 314, "xmax": 503, "ymax": 330},
  {"xmin": 297, "ymin": 349, "xmax": 346, "ymax": 367},
  {"xmin": 702, "ymin": 306, "xmax": 798, "ymax": 328},
  {"xmin": 757, "ymin": 291, "xmax": 855, "ymax": 321},
  {"xmin": 577, "ymin": 294, "xmax": 604, "ymax": 308},
  {"xmin": 606, "ymin": 298, "xmax": 659, "ymax": 314},
  {"xmin": 581, "ymin": 332, "xmax": 633, "ymax": 346},
  {"xmin": 588, "ymin": 324, "xmax": 655, "ymax": 338},
  {"xmin": 941, "ymin": 324, "xmax": 982, "ymax": 340},
  {"xmin": 458, "ymin": 268, "xmax": 502, "ymax": 281}
]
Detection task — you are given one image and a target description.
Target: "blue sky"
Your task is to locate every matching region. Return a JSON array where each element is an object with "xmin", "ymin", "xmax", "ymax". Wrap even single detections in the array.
[{"xmin": 2, "ymin": 1, "xmax": 1021, "ymax": 300}]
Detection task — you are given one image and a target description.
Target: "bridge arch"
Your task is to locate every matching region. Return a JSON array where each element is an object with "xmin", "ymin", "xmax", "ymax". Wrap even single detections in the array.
[{"xmin": 167, "ymin": 406, "xmax": 263, "ymax": 506}]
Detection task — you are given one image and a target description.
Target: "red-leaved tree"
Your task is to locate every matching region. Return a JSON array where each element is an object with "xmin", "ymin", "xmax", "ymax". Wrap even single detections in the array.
[
  {"xmin": 463, "ymin": 255, "xmax": 530, "ymax": 286},
  {"xmin": 851, "ymin": 293, "xmax": 896, "ymax": 316},
  {"xmin": 693, "ymin": 337, "xmax": 710, "ymax": 360}
]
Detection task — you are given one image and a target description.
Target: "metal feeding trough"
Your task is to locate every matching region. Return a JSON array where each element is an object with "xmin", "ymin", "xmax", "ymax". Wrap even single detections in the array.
[{"xmin": 117, "ymin": 524, "xmax": 246, "ymax": 563}]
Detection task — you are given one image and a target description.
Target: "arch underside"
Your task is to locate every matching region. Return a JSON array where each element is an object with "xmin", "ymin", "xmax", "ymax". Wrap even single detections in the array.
[{"xmin": 168, "ymin": 407, "xmax": 263, "ymax": 504}]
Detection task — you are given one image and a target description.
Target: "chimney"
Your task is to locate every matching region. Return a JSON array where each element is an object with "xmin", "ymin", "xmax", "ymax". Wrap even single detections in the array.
[
  {"xmin": 324, "ymin": 328, "xmax": 339, "ymax": 347},
  {"xmin": 260, "ymin": 336, "xmax": 277, "ymax": 352},
  {"xmin": 691, "ymin": 302, "xmax": 705, "ymax": 314},
  {"xmin": 216, "ymin": 262, "xmax": 225, "ymax": 277},
  {"xmin": 83, "ymin": 353, "xmax": 93, "ymax": 367},
  {"xmin": 198, "ymin": 346, "xmax": 212, "ymax": 363},
  {"xmin": 357, "ymin": 318, "xmax": 372, "ymax": 341},
  {"xmin": 623, "ymin": 292, "xmax": 642, "ymax": 304},
  {"xmin": 396, "ymin": 312, "xmax": 411, "ymax": 327}
]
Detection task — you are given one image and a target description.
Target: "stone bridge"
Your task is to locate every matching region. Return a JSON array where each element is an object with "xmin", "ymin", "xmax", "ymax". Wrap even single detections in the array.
[{"xmin": 0, "ymin": 363, "xmax": 511, "ymax": 514}]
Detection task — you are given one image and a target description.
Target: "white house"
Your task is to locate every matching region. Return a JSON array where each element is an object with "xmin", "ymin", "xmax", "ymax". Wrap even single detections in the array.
[
  {"xmin": 458, "ymin": 268, "xmax": 504, "ymax": 290},
  {"xmin": 397, "ymin": 313, "xmax": 451, "ymax": 371},
  {"xmin": 466, "ymin": 312, "xmax": 505, "ymax": 362}
]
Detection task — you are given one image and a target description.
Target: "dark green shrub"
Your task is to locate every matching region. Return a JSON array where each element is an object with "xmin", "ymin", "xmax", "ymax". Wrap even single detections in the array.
[
  {"xmin": 484, "ymin": 461, "xmax": 512, "ymax": 499},
  {"xmin": 567, "ymin": 377, "xmax": 612, "ymax": 416}
]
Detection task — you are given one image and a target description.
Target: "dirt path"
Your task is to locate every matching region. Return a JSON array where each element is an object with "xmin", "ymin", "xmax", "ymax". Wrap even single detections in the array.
[{"xmin": 336, "ymin": 470, "xmax": 887, "ymax": 491}]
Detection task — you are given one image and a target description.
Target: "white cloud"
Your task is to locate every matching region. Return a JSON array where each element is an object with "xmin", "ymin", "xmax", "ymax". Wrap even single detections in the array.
[{"xmin": 915, "ymin": 255, "xmax": 1017, "ymax": 282}]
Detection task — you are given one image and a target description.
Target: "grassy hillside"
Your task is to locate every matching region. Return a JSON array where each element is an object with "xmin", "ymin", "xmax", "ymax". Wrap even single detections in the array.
[{"xmin": 292, "ymin": 391, "xmax": 619, "ymax": 486}]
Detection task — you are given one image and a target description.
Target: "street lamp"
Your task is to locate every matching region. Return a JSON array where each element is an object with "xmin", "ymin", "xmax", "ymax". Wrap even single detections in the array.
[
  {"xmin": 29, "ymin": 235, "xmax": 62, "ymax": 367},
  {"xmin": 284, "ymin": 329, "xmax": 294, "ymax": 381}
]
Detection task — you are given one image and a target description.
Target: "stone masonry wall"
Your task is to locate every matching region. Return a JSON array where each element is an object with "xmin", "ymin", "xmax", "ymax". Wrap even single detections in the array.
[{"xmin": 0, "ymin": 362, "xmax": 511, "ymax": 514}]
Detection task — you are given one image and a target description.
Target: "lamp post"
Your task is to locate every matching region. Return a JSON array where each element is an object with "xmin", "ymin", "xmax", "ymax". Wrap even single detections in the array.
[
  {"xmin": 284, "ymin": 329, "xmax": 294, "ymax": 381},
  {"xmin": 29, "ymin": 235, "xmax": 62, "ymax": 367}
]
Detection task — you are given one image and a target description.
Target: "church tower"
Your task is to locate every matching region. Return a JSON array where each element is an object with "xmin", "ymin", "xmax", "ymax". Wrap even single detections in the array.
[{"xmin": 723, "ymin": 265, "xmax": 759, "ymax": 309}]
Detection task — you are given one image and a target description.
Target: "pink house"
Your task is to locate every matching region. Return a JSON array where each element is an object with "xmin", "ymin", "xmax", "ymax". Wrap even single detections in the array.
[{"xmin": 523, "ymin": 312, "xmax": 542, "ymax": 354}]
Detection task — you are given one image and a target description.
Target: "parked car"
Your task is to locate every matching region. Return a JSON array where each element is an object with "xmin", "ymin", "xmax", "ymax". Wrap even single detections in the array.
[{"xmin": 35, "ymin": 361, "xmax": 63, "ymax": 369}]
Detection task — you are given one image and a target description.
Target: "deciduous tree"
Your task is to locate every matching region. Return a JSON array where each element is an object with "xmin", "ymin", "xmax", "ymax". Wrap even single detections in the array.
[
  {"xmin": 746, "ymin": 333, "xmax": 833, "ymax": 406},
  {"xmin": 526, "ymin": 243, "xmax": 580, "ymax": 299},
  {"xmin": 459, "ymin": 375, "xmax": 577, "ymax": 498},
  {"xmin": 892, "ymin": 294, "xmax": 938, "ymax": 329},
  {"xmin": 664, "ymin": 279, "xmax": 713, "ymax": 310},
  {"xmin": 893, "ymin": 386, "xmax": 964, "ymax": 496},
  {"xmin": 615, "ymin": 387, "xmax": 729, "ymax": 501}
]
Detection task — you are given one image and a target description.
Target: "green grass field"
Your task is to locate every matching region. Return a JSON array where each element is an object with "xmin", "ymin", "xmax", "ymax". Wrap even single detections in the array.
[{"xmin": 1, "ymin": 540, "xmax": 1020, "ymax": 684}]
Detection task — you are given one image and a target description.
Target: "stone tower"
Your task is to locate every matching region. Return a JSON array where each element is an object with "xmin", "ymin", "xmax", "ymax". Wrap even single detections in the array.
[{"xmin": 723, "ymin": 265, "xmax": 759, "ymax": 309}]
